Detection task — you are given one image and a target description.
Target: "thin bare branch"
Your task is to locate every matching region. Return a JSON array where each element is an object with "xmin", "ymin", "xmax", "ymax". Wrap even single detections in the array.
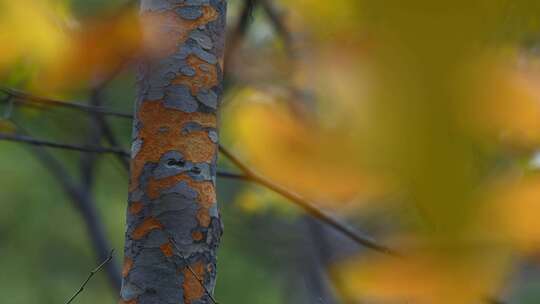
[
  {"xmin": 216, "ymin": 170, "xmax": 251, "ymax": 181},
  {"xmin": 0, "ymin": 133, "xmax": 130, "ymax": 156},
  {"xmin": 1, "ymin": 94, "xmax": 14, "ymax": 119},
  {"xmin": 0, "ymin": 131, "xmax": 248, "ymax": 181},
  {"xmin": 93, "ymin": 111, "xmax": 130, "ymax": 170},
  {"xmin": 0, "ymin": 87, "xmax": 132, "ymax": 119},
  {"xmin": 218, "ymin": 147, "xmax": 508, "ymax": 304},
  {"xmin": 219, "ymin": 146, "xmax": 507, "ymax": 303},
  {"xmin": 1, "ymin": 86, "xmax": 399, "ymax": 256},
  {"xmin": 169, "ymin": 239, "xmax": 219, "ymax": 304},
  {"xmin": 259, "ymin": 0, "xmax": 294, "ymax": 56},
  {"xmin": 0, "ymin": 86, "xmax": 402, "ymax": 257},
  {"xmin": 80, "ymin": 89, "xmax": 107, "ymax": 188},
  {"xmin": 485, "ymin": 297, "xmax": 506, "ymax": 304},
  {"xmin": 65, "ymin": 249, "xmax": 115, "ymax": 304},
  {"xmin": 13, "ymin": 126, "xmax": 122, "ymax": 292},
  {"xmin": 78, "ymin": 88, "xmax": 129, "ymax": 182},
  {"xmin": 218, "ymin": 145, "xmax": 401, "ymax": 257},
  {"xmin": 225, "ymin": 0, "xmax": 257, "ymax": 70}
]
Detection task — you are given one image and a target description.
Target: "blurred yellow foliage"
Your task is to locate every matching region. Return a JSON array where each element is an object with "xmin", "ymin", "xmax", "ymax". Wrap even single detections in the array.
[
  {"xmin": 279, "ymin": 0, "xmax": 362, "ymax": 38},
  {"xmin": 224, "ymin": 88, "xmax": 387, "ymax": 209},
  {"xmin": 36, "ymin": 8, "xmax": 141, "ymax": 90},
  {"xmin": 225, "ymin": 0, "xmax": 540, "ymax": 302},
  {"xmin": 0, "ymin": 0, "xmax": 141, "ymax": 92},
  {"xmin": 0, "ymin": 0, "xmax": 70, "ymax": 71},
  {"xmin": 332, "ymin": 248, "xmax": 511, "ymax": 304},
  {"xmin": 466, "ymin": 53, "xmax": 540, "ymax": 149},
  {"xmin": 477, "ymin": 175, "xmax": 540, "ymax": 254}
]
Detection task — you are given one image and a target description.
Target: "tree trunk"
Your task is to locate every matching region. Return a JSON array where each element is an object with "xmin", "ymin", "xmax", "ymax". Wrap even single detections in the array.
[{"xmin": 120, "ymin": 1, "xmax": 227, "ymax": 303}]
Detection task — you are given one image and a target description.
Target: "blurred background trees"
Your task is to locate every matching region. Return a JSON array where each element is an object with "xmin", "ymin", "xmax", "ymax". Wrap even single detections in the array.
[{"xmin": 1, "ymin": 0, "xmax": 540, "ymax": 303}]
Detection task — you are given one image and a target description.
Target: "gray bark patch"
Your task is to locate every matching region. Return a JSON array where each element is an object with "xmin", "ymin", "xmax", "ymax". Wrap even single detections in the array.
[
  {"xmin": 140, "ymin": 0, "xmax": 172, "ymax": 12},
  {"xmin": 131, "ymin": 138, "xmax": 143, "ymax": 158},
  {"xmin": 176, "ymin": 6, "xmax": 203, "ymax": 20},
  {"xmin": 196, "ymin": 89, "xmax": 218, "ymax": 109},
  {"xmin": 208, "ymin": 130, "xmax": 218, "ymax": 143},
  {"xmin": 164, "ymin": 85, "xmax": 199, "ymax": 112},
  {"xmin": 190, "ymin": 31, "xmax": 214, "ymax": 50}
]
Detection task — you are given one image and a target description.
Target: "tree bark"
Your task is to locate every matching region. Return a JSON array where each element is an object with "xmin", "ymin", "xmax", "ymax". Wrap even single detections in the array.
[{"xmin": 120, "ymin": 1, "xmax": 227, "ymax": 303}]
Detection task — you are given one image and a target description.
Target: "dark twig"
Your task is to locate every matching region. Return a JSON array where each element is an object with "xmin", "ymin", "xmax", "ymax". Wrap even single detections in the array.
[
  {"xmin": 0, "ymin": 131, "xmax": 250, "ymax": 181},
  {"xmin": 259, "ymin": 0, "xmax": 294, "ymax": 56},
  {"xmin": 218, "ymin": 145, "xmax": 400, "ymax": 256},
  {"xmin": 169, "ymin": 238, "xmax": 219, "ymax": 304},
  {"xmin": 229, "ymin": 1, "xmax": 398, "ymax": 257},
  {"xmin": 0, "ymin": 88, "xmax": 403, "ymax": 256},
  {"xmin": 225, "ymin": 0, "xmax": 258, "ymax": 71},
  {"xmin": 93, "ymin": 112, "xmax": 130, "ymax": 170},
  {"xmin": 485, "ymin": 297, "xmax": 506, "ymax": 304},
  {"xmin": 65, "ymin": 249, "xmax": 115, "ymax": 304},
  {"xmin": 218, "ymin": 146, "xmax": 509, "ymax": 304},
  {"xmin": 80, "ymin": 89, "xmax": 106, "ymax": 188},
  {"xmin": 0, "ymin": 87, "xmax": 132, "ymax": 119},
  {"xmin": 1, "ymin": 94, "xmax": 14, "ymax": 119},
  {"xmin": 0, "ymin": 87, "xmax": 130, "ymax": 169},
  {"xmin": 82, "ymin": 88, "xmax": 130, "ymax": 171},
  {"xmin": 0, "ymin": 87, "xmax": 402, "ymax": 256},
  {"xmin": 0, "ymin": 90, "xmax": 401, "ymax": 256},
  {"xmin": 0, "ymin": 133, "xmax": 130, "ymax": 157},
  {"xmin": 11, "ymin": 126, "xmax": 122, "ymax": 292},
  {"xmin": 216, "ymin": 170, "xmax": 251, "ymax": 181}
]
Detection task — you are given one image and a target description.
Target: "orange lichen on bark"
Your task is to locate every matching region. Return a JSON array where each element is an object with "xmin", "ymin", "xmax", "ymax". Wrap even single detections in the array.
[
  {"xmin": 129, "ymin": 201, "xmax": 144, "ymax": 215},
  {"xmin": 194, "ymin": 182, "xmax": 216, "ymax": 208},
  {"xmin": 122, "ymin": 257, "xmax": 134, "ymax": 278},
  {"xmin": 132, "ymin": 217, "xmax": 164, "ymax": 240},
  {"xmin": 160, "ymin": 241, "xmax": 175, "ymax": 257},
  {"xmin": 172, "ymin": 54, "xmax": 218, "ymax": 95},
  {"xmin": 180, "ymin": 130, "xmax": 217, "ymax": 164},
  {"xmin": 146, "ymin": 174, "xmax": 216, "ymax": 205},
  {"xmin": 130, "ymin": 101, "xmax": 217, "ymax": 191},
  {"xmin": 197, "ymin": 208, "xmax": 212, "ymax": 228},
  {"xmin": 141, "ymin": 6, "xmax": 218, "ymax": 58},
  {"xmin": 118, "ymin": 299, "xmax": 137, "ymax": 304},
  {"xmin": 182, "ymin": 261, "xmax": 206, "ymax": 303},
  {"xmin": 192, "ymin": 231, "xmax": 204, "ymax": 241}
]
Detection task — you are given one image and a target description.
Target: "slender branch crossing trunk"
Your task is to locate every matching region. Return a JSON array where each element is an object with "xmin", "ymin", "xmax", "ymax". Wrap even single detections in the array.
[{"xmin": 120, "ymin": 1, "xmax": 227, "ymax": 303}]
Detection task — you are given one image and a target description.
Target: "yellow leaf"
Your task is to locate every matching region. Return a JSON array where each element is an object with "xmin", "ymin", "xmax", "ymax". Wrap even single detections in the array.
[
  {"xmin": 478, "ymin": 174, "xmax": 540, "ymax": 254},
  {"xmin": 223, "ymin": 88, "xmax": 387, "ymax": 209},
  {"xmin": 0, "ymin": 0, "xmax": 70, "ymax": 71},
  {"xmin": 464, "ymin": 52, "xmax": 540, "ymax": 149},
  {"xmin": 332, "ymin": 248, "xmax": 511, "ymax": 304},
  {"xmin": 34, "ymin": 6, "xmax": 141, "ymax": 91}
]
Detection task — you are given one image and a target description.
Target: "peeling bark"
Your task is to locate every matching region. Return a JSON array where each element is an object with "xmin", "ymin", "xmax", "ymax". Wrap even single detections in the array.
[{"xmin": 120, "ymin": 1, "xmax": 226, "ymax": 303}]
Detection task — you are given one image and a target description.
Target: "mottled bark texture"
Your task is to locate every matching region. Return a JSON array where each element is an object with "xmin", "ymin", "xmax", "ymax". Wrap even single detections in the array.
[{"xmin": 120, "ymin": 1, "xmax": 226, "ymax": 303}]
